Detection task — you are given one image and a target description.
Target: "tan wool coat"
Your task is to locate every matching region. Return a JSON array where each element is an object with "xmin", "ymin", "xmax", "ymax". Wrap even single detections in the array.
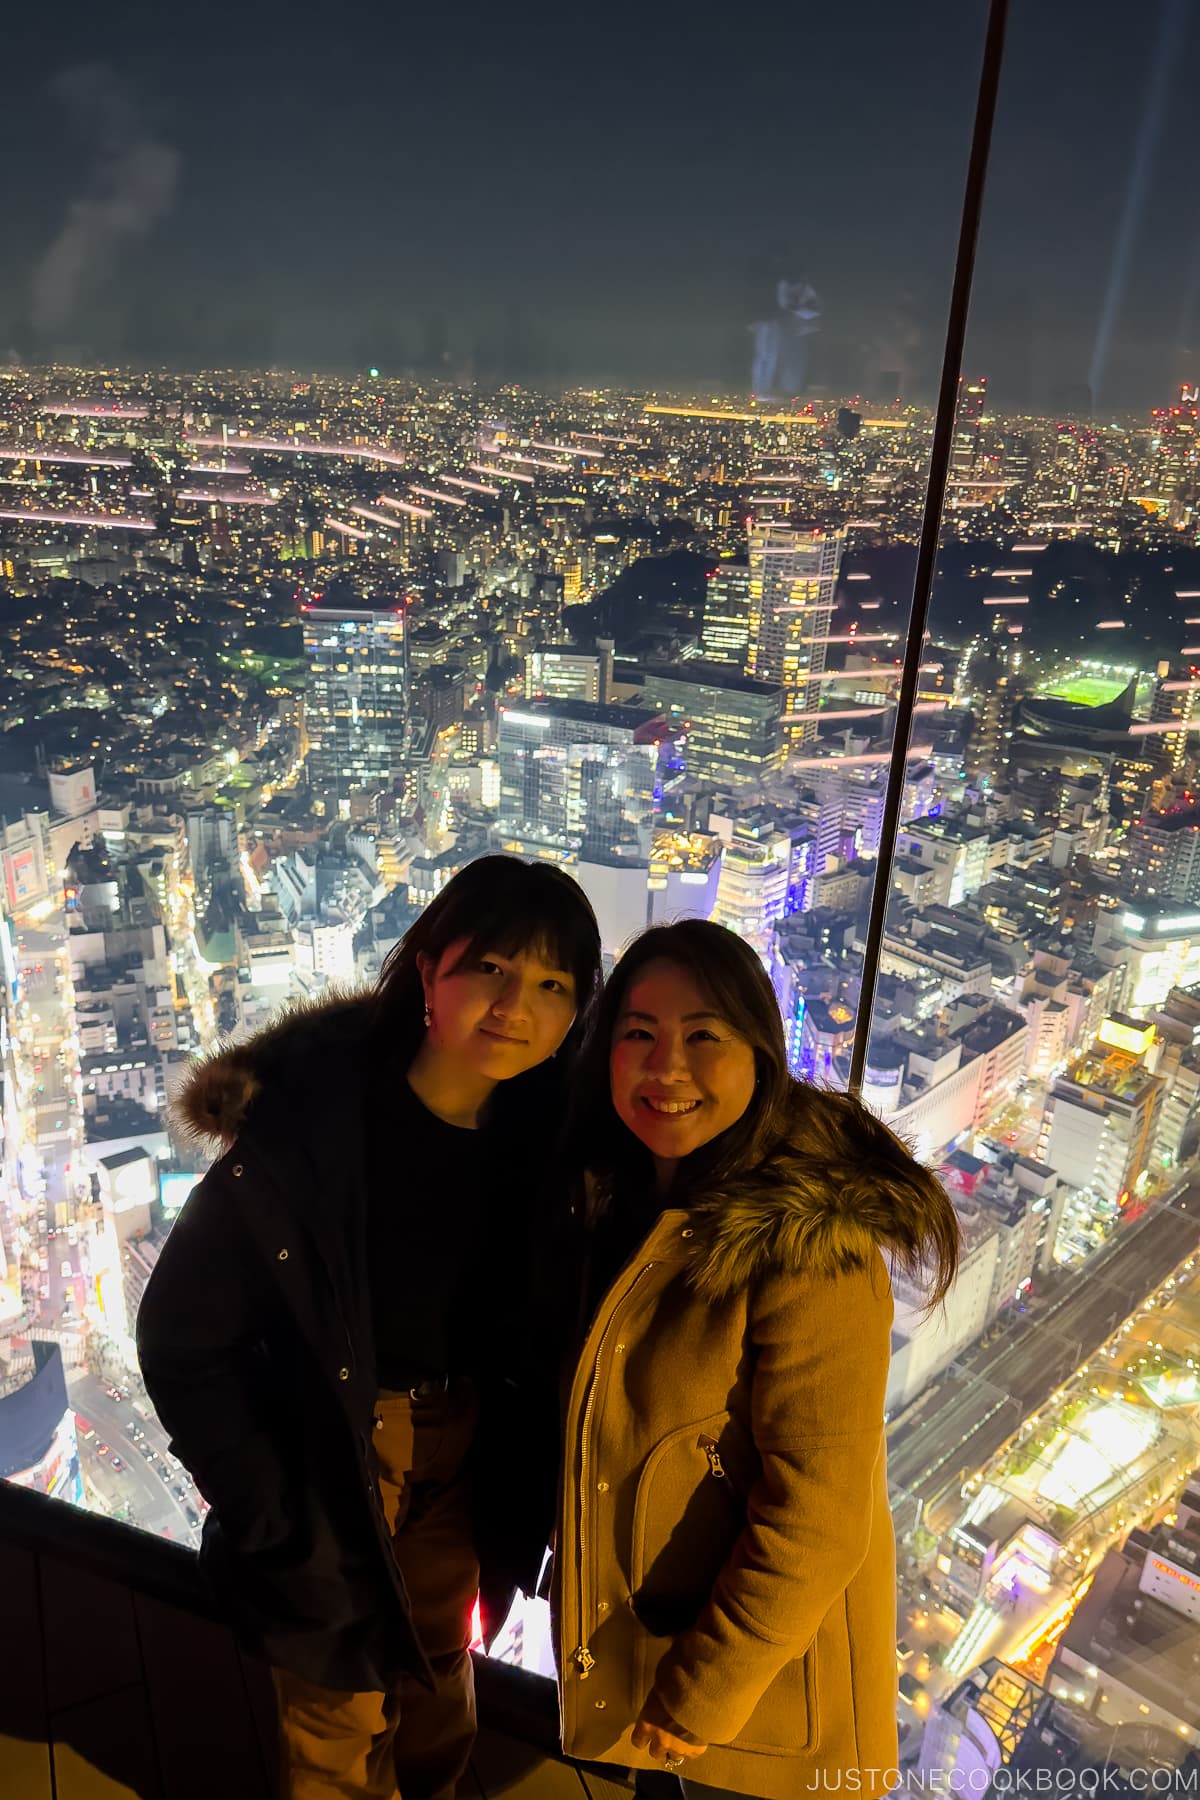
[{"xmin": 555, "ymin": 1094, "xmax": 943, "ymax": 1800}]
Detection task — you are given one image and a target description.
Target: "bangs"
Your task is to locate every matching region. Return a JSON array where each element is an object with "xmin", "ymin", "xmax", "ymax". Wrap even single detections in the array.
[
  {"xmin": 454, "ymin": 917, "xmax": 572, "ymax": 976},
  {"xmin": 434, "ymin": 862, "xmax": 601, "ymax": 995}
]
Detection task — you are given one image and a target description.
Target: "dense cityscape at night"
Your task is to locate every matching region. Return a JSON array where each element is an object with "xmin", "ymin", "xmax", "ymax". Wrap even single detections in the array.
[
  {"xmin": 3, "ymin": 366, "xmax": 1200, "ymax": 1780},
  {"xmin": 3, "ymin": 0, "xmax": 1200, "ymax": 1791}
]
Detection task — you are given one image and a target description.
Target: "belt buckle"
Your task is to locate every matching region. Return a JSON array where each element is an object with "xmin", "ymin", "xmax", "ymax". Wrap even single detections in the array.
[{"xmin": 409, "ymin": 1374, "xmax": 451, "ymax": 1402}]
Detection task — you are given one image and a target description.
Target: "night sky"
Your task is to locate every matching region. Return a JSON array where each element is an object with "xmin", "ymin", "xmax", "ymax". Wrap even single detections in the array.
[{"xmin": 2, "ymin": 0, "xmax": 1196, "ymax": 409}]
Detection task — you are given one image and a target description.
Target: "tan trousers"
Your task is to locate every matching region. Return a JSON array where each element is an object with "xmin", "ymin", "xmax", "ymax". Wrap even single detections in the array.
[{"xmin": 273, "ymin": 1381, "xmax": 481, "ymax": 1800}]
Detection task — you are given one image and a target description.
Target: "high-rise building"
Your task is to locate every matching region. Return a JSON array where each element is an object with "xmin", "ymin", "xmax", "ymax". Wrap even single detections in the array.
[
  {"xmin": 962, "ymin": 634, "xmax": 1024, "ymax": 785},
  {"xmin": 710, "ymin": 824, "xmax": 792, "ymax": 955},
  {"xmin": 639, "ymin": 662, "xmax": 784, "ymax": 789},
  {"xmin": 700, "ymin": 559, "xmax": 751, "ymax": 666},
  {"xmin": 1041, "ymin": 1019, "xmax": 1164, "ymax": 1206},
  {"xmin": 302, "ymin": 607, "xmax": 409, "ymax": 796},
  {"xmin": 1151, "ymin": 388, "xmax": 1200, "ymax": 527},
  {"xmin": 709, "ymin": 806, "xmax": 809, "ymax": 954},
  {"xmin": 496, "ymin": 698, "xmax": 665, "ymax": 863},
  {"xmin": 1149, "ymin": 660, "xmax": 1199, "ymax": 777},
  {"xmin": 1127, "ymin": 799, "xmax": 1200, "ymax": 904},
  {"xmin": 746, "ymin": 524, "xmax": 844, "ymax": 751},
  {"xmin": 951, "ymin": 374, "xmax": 987, "ymax": 478}
]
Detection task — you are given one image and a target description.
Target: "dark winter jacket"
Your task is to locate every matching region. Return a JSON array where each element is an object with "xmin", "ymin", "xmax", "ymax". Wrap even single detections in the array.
[{"xmin": 136, "ymin": 993, "xmax": 561, "ymax": 1693}]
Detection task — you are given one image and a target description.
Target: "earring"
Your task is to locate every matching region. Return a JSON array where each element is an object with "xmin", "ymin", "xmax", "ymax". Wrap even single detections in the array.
[{"xmin": 423, "ymin": 1004, "xmax": 432, "ymax": 1027}]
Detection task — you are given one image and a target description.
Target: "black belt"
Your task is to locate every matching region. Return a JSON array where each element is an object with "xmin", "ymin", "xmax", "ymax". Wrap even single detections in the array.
[{"xmin": 378, "ymin": 1369, "xmax": 464, "ymax": 1402}]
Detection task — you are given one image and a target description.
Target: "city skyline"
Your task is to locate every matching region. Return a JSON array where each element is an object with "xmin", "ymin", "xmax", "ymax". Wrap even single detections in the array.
[{"xmin": 5, "ymin": 291, "xmax": 1200, "ymax": 1781}]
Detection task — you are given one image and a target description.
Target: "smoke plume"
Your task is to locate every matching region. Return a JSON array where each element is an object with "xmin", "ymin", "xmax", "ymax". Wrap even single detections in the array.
[{"xmin": 30, "ymin": 63, "xmax": 179, "ymax": 342}]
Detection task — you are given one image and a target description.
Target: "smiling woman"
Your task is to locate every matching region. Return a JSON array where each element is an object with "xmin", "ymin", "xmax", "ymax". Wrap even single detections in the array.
[
  {"xmin": 611, "ymin": 964, "xmax": 758, "ymax": 1189},
  {"xmin": 555, "ymin": 920, "xmax": 959, "ymax": 1800}
]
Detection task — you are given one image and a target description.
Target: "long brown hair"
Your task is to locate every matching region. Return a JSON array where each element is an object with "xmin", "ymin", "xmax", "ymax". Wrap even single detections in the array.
[{"xmin": 570, "ymin": 919, "xmax": 960, "ymax": 1307}]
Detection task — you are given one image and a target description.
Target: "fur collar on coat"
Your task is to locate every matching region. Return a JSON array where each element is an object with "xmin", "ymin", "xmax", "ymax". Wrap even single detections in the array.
[
  {"xmin": 174, "ymin": 990, "xmax": 375, "ymax": 1149},
  {"xmin": 604, "ymin": 1084, "xmax": 956, "ymax": 1305},
  {"xmin": 178, "ymin": 997, "xmax": 956, "ymax": 1307}
]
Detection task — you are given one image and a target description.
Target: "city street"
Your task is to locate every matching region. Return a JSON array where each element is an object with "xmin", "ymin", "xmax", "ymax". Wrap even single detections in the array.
[
  {"xmin": 887, "ymin": 1175, "xmax": 1200, "ymax": 1530},
  {"xmin": 8, "ymin": 913, "xmax": 89, "ymax": 1329},
  {"xmin": 70, "ymin": 1369, "xmax": 203, "ymax": 1546}
]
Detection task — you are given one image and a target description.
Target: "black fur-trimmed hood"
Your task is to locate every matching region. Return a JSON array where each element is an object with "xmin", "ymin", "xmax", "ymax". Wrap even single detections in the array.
[{"xmin": 173, "ymin": 990, "xmax": 374, "ymax": 1148}]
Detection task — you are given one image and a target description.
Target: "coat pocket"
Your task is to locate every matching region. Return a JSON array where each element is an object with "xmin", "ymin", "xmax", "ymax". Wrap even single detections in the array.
[
  {"xmin": 629, "ymin": 1413, "xmax": 816, "ymax": 1755},
  {"xmin": 629, "ymin": 1415, "xmax": 757, "ymax": 1695},
  {"xmin": 729, "ymin": 1644, "xmax": 819, "ymax": 1756}
]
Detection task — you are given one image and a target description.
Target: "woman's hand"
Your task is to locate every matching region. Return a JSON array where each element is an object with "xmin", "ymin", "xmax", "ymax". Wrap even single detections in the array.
[{"xmin": 631, "ymin": 1691, "xmax": 707, "ymax": 1765}]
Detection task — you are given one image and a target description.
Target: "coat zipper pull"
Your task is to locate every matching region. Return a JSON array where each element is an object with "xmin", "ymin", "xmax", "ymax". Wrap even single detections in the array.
[
  {"xmin": 573, "ymin": 1644, "xmax": 596, "ymax": 1678},
  {"xmin": 700, "ymin": 1437, "xmax": 726, "ymax": 1479}
]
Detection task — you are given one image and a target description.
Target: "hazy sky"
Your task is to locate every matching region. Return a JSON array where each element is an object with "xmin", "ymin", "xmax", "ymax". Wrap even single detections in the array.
[{"xmin": 3, "ymin": 0, "xmax": 1197, "ymax": 409}]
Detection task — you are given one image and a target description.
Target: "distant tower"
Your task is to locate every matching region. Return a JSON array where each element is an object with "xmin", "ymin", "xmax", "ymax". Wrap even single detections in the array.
[
  {"xmin": 963, "ymin": 630, "xmax": 1025, "ymax": 786},
  {"xmin": 951, "ymin": 375, "xmax": 988, "ymax": 478},
  {"xmin": 1152, "ymin": 387, "xmax": 1200, "ymax": 528},
  {"xmin": 747, "ymin": 523, "xmax": 844, "ymax": 751}
]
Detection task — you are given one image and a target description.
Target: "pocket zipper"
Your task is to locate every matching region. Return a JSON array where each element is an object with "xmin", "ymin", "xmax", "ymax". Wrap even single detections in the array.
[{"xmin": 699, "ymin": 1435, "xmax": 726, "ymax": 1479}]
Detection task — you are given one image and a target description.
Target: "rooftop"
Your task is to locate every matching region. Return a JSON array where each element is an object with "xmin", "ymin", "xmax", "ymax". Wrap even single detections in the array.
[
  {"xmin": 640, "ymin": 660, "xmax": 783, "ymax": 699},
  {"xmin": 1059, "ymin": 1044, "xmax": 1160, "ymax": 1104}
]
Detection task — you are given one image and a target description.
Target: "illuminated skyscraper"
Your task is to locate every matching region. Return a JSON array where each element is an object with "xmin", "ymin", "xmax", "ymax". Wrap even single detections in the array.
[
  {"xmin": 639, "ymin": 662, "xmax": 784, "ymax": 788},
  {"xmin": 701, "ymin": 558, "xmax": 751, "ymax": 666},
  {"xmin": 1127, "ymin": 799, "xmax": 1200, "ymax": 904},
  {"xmin": 496, "ymin": 698, "xmax": 665, "ymax": 862},
  {"xmin": 951, "ymin": 374, "xmax": 987, "ymax": 478},
  {"xmin": 961, "ymin": 632, "xmax": 1024, "ymax": 785},
  {"xmin": 302, "ymin": 606, "xmax": 409, "ymax": 796},
  {"xmin": 1042, "ymin": 1022, "xmax": 1164, "ymax": 1207},
  {"xmin": 747, "ymin": 523, "xmax": 844, "ymax": 751},
  {"xmin": 1149, "ymin": 658, "xmax": 1199, "ymax": 775},
  {"xmin": 1151, "ymin": 388, "xmax": 1200, "ymax": 527}
]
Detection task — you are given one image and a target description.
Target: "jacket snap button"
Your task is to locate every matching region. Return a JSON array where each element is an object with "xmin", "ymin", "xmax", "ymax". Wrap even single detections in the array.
[
  {"xmin": 680, "ymin": 1227, "xmax": 694, "ymax": 1238},
  {"xmin": 277, "ymin": 1248, "xmax": 288, "ymax": 1261},
  {"xmin": 597, "ymin": 1480, "xmax": 609, "ymax": 1493},
  {"xmin": 338, "ymin": 1367, "xmax": 350, "ymax": 1381},
  {"xmin": 614, "ymin": 1343, "xmax": 625, "ymax": 1353},
  {"xmin": 594, "ymin": 1699, "xmax": 607, "ymax": 1710},
  {"xmin": 231, "ymin": 1164, "xmax": 243, "ymax": 1178},
  {"xmin": 375, "ymin": 1417, "xmax": 384, "ymax": 1430},
  {"xmin": 597, "ymin": 1600, "xmax": 609, "ymax": 1613}
]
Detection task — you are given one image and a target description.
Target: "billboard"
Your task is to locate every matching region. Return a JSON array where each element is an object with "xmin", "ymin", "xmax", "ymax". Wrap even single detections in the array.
[{"xmin": 160, "ymin": 1172, "xmax": 201, "ymax": 1216}]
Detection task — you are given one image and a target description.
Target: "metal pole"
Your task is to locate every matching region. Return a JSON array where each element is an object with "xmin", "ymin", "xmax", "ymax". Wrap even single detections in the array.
[{"xmin": 847, "ymin": 0, "xmax": 1011, "ymax": 1098}]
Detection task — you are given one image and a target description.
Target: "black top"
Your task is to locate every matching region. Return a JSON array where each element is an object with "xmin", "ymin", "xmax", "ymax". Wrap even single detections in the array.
[
  {"xmin": 365, "ymin": 1067, "xmax": 501, "ymax": 1385},
  {"xmin": 582, "ymin": 1177, "xmax": 667, "ymax": 1331}
]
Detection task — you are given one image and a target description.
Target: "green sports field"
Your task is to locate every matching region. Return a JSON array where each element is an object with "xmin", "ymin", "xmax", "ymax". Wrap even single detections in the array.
[{"xmin": 1039, "ymin": 675, "xmax": 1128, "ymax": 707}]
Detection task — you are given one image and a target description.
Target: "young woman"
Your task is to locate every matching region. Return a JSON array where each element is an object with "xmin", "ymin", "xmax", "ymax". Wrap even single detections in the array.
[
  {"xmin": 554, "ymin": 920, "xmax": 959, "ymax": 1800},
  {"xmin": 137, "ymin": 855, "xmax": 601, "ymax": 1800}
]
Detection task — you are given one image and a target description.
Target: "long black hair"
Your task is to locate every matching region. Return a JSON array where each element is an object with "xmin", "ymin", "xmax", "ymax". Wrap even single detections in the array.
[
  {"xmin": 569, "ymin": 918, "xmax": 960, "ymax": 1307},
  {"xmin": 371, "ymin": 854, "xmax": 602, "ymax": 1122}
]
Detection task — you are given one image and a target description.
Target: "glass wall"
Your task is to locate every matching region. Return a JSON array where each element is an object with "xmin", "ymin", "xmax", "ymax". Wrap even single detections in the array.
[
  {"xmin": 0, "ymin": 2, "xmax": 985, "ymax": 1587},
  {"xmin": 11, "ymin": 0, "xmax": 1198, "ymax": 1771},
  {"xmin": 862, "ymin": 0, "xmax": 1200, "ymax": 1771}
]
